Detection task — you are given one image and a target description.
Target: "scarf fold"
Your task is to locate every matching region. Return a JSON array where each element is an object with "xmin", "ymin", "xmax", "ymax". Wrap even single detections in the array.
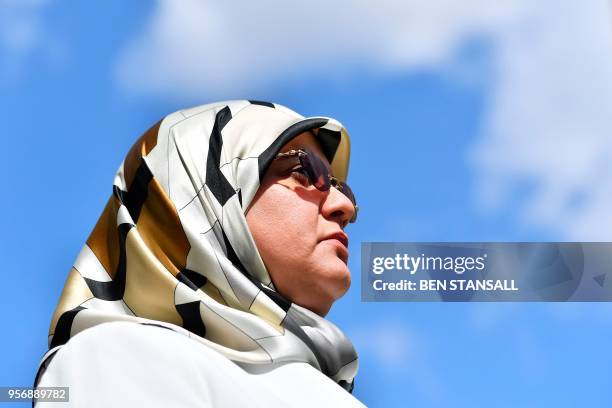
[{"xmin": 40, "ymin": 100, "xmax": 358, "ymax": 391}]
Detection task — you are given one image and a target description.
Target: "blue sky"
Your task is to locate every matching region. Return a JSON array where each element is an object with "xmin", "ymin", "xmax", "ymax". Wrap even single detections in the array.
[{"xmin": 2, "ymin": 1, "xmax": 612, "ymax": 406}]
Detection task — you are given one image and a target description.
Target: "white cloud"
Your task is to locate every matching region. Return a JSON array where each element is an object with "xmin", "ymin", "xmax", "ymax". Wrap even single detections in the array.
[
  {"xmin": 116, "ymin": 0, "xmax": 612, "ymax": 239},
  {"xmin": 114, "ymin": 0, "xmax": 530, "ymax": 98},
  {"xmin": 470, "ymin": 0, "xmax": 612, "ymax": 239}
]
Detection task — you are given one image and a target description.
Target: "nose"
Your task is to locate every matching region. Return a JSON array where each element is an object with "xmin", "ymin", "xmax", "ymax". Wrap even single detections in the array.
[{"xmin": 321, "ymin": 185, "xmax": 356, "ymax": 229}]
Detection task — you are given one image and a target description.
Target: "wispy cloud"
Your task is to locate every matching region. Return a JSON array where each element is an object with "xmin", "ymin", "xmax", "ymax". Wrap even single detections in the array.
[
  {"xmin": 0, "ymin": 0, "xmax": 66, "ymax": 82},
  {"xmin": 348, "ymin": 321, "xmax": 447, "ymax": 403},
  {"xmin": 349, "ymin": 322, "xmax": 416, "ymax": 371},
  {"xmin": 115, "ymin": 0, "xmax": 612, "ymax": 239}
]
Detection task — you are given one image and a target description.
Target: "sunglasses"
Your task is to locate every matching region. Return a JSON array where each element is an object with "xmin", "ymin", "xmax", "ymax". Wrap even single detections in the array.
[{"xmin": 274, "ymin": 149, "xmax": 358, "ymax": 223}]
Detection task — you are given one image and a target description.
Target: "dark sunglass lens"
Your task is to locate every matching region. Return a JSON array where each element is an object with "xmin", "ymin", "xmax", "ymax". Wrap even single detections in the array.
[{"xmin": 302, "ymin": 150, "xmax": 330, "ymax": 191}]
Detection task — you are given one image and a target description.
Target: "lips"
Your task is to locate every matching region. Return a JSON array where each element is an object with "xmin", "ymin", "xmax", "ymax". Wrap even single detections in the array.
[{"xmin": 323, "ymin": 231, "xmax": 349, "ymax": 249}]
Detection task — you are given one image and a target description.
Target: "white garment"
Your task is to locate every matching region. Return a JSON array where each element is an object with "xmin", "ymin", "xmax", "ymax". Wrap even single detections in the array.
[{"xmin": 35, "ymin": 322, "xmax": 365, "ymax": 408}]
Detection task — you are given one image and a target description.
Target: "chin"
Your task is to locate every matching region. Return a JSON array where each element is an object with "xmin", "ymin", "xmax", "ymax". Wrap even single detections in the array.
[
  {"xmin": 290, "ymin": 263, "xmax": 351, "ymax": 317},
  {"xmin": 322, "ymin": 259, "xmax": 352, "ymax": 299}
]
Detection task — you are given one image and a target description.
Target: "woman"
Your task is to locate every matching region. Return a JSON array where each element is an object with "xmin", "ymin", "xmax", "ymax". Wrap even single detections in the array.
[{"xmin": 34, "ymin": 100, "xmax": 363, "ymax": 407}]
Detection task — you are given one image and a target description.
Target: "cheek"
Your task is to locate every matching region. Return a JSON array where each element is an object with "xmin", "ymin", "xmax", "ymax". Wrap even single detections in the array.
[{"xmin": 246, "ymin": 185, "xmax": 319, "ymax": 270}]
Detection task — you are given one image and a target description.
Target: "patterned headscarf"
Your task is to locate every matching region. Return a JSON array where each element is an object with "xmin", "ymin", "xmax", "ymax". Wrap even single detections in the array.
[{"xmin": 39, "ymin": 100, "xmax": 358, "ymax": 391}]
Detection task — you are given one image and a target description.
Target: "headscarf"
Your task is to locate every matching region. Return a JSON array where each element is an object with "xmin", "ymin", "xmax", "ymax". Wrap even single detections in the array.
[{"xmin": 38, "ymin": 100, "xmax": 358, "ymax": 392}]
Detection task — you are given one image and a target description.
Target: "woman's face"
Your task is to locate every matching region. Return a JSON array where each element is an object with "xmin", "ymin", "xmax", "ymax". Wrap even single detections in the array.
[{"xmin": 246, "ymin": 131, "xmax": 356, "ymax": 316}]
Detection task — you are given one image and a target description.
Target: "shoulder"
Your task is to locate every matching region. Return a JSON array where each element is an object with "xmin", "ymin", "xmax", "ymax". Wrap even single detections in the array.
[
  {"xmin": 43, "ymin": 321, "xmax": 214, "ymax": 374},
  {"xmin": 36, "ymin": 321, "xmax": 365, "ymax": 407},
  {"xmin": 246, "ymin": 362, "xmax": 366, "ymax": 407},
  {"xmin": 35, "ymin": 322, "xmax": 224, "ymax": 407}
]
